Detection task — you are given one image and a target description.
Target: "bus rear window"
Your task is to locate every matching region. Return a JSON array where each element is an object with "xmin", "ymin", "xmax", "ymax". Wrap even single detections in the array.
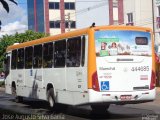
[
  {"xmin": 135, "ymin": 37, "xmax": 148, "ymax": 45},
  {"xmin": 95, "ymin": 30, "xmax": 151, "ymax": 57}
]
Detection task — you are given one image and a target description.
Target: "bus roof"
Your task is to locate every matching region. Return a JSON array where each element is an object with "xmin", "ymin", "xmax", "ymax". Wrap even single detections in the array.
[{"xmin": 6, "ymin": 25, "xmax": 152, "ymax": 52}]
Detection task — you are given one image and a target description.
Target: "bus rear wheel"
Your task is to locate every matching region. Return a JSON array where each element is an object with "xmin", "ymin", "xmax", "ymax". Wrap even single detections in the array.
[
  {"xmin": 47, "ymin": 88, "xmax": 55, "ymax": 111},
  {"xmin": 91, "ymin": 104, "xmax": 110, "ymax": 113}
]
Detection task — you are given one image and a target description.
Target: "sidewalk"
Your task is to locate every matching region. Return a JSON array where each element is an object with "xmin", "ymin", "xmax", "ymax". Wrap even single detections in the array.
[
  {"xmin": 0, "ymin": 87, "xmax": 5, "ymax": 92},
  {"xmin": 156, "ymin": 87, "xmax": 160, "ymax": 92}
]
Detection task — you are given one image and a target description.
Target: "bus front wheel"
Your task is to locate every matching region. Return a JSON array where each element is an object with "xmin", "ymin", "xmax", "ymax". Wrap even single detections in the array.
[
  {"xmin": 47, "ymin": 88, "xmax": 55, "ymax": 110},
  {"xmin": 11, "ymin": 86, "xmax": 23, "ymax": 103}
]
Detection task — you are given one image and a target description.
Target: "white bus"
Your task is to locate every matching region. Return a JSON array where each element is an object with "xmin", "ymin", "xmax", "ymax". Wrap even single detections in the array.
[{"xmin": 4, "ymin": 26, "xmax": 156, "ymax": 111}]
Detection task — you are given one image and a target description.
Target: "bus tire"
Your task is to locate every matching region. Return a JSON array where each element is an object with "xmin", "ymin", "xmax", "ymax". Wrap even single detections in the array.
[
  {"xmin": 11, "ymin": 86, "xmax": 16, "ymax": 97},
  {"xmin": 15, "ymin": 96, "xmax": 23, "ymax": 103},
  {"xmin": 47, "ymin": 88, "xmax": 55, "ymax": 111},
  {"xmin": 91, "ymin": 104, "xmax": 110, "ymax": 113},
  {"xmin": 11, "ymin": 86, "xmax": 23, "ymax": 103}
]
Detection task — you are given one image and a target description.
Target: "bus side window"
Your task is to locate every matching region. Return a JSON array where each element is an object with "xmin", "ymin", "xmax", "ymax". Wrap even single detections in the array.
[
  {"xmin": 81, "ymin": 36, "xmax": 85, "ymax": 67},
  {"xmin": 66, "ymin": 37, "xmax": 81, "ymax": 67},
  {"xmin": 25, "ymin": 47, "xmax": 33, "ymax": 69},
  {"xmin": 4, "ymin": 56, "xmax": 10, "ymax": 77},
  {"xmin": 17, "ymin": 48, "xmax": 24, "ymax": 69},
  {"xmin": 43, "ymin": 42, "xmax": 53, "ymax": 68},
  {"xmin": 11, "ymin": 50, "xmax": 17, "ymax": 69},
  {"xmin": 33, "ymin": 45, "xmax": 42, "ymax": 68},
  {"xmin": 54, "ymin": 40, "xmax": 66, "ymax": 68}
]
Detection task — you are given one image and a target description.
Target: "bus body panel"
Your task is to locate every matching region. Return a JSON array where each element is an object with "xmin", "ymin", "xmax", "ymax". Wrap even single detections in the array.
[
  {"xmin": 96, "ymin": 56, "xmax": 152, "ymax": 92},
  {"xmin": 66, "ymin": 67, "xmax": 88, "ymax": 92},
  {"xmin": 88, "ymin": 89, "xmax": 156, "ymax": 104}
]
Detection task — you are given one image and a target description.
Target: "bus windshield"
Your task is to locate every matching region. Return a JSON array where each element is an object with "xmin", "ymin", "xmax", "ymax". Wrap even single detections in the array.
[{"xmin": 95, "ymin": 30, "xmax": 151, "ymax": 57}]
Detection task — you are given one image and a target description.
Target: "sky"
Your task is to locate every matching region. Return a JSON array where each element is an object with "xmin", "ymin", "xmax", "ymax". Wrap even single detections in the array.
[
  {"xmin": 0, "ymin": 0, "xmax": 109, "ymax": 37},
  {"xmin": 0, "ymin": 0, "xmax": 27, "ymax": 37},
  {"xmin": 76, "ymin": 0, "xmax": 109, "ymax": 28}
]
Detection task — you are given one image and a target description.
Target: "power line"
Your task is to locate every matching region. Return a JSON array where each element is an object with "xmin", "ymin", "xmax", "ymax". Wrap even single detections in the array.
[
  {"xmin": 76, "ymin": 0, "xmax": 106, "ymax": 2},
  {"xmin": 50, "ymin": 1, "xmax": 107, "ymax": 21}
]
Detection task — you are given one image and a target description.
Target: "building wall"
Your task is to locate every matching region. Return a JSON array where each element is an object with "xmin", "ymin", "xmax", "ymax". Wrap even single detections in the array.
[
  {"xmin": 27, "ymin": 0, "xmax": 76, "ymax": 36},
  {"xmin": 109, "ymin": 0, "xmax": 124, "ymax": 25},
  {"xmin": 36, "ymin": 0, "xmax": 45, "ymax": 32},
  {"xmin": 123, "ymin": 0, "xmax": 153, "ymax": 28},
  {"xmin": 154, "ymin": 0, "xmax": 160, "ymax": 45},
  {"xmin": 48, "ymin": 0, "xmax": 76, "ymax": 35},
  {"xmin": 27, "ymin": 0, "xmax": 35, "ymax": 31}
]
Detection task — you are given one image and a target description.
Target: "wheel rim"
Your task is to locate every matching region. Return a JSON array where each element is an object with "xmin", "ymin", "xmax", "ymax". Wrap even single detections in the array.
[
  {"xmin": 12, "ymin": 87, "xmax": 16, "ymax": 96},
  {"xmin": 49, "ymin": 96, "xmax": 54, "ymax": 107}
]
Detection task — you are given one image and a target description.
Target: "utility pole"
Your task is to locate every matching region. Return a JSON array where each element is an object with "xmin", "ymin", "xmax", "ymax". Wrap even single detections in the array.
[
  {"xmin": 152, "ymin": 0, "xmax": 156, "ymax": 42},
  {"xmin": 66, "ymin": 13, "xmax": 71, "ymax": 31}
]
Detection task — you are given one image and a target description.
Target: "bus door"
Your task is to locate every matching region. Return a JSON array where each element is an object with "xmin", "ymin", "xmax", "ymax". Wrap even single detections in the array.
[
  {"xmin": 95, "ymin": 30, "xmax": 152, "ymax": 92},
  {"xmin": 10, "ymin": 49, "xmax": 25, "ymax": 89},
  {"xmin": 4, "ymin": 53, "xmax": 11, "ymax": 89}
]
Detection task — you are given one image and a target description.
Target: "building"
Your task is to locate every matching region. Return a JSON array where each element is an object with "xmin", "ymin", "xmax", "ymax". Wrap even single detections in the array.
[
  {"xmin": 154, "ymin": 0, "xmax": 160, "ymax": 46},
  {"xmin": 27, "ymin": 0, "xmax": 76, "ymax": 35},
  {"xmin": 109, "ymin": 0, "xmax": 124, "ymax": 25},
  {"xmin": 123, "ymin": 0, "xmax": 153, "ymax": 29}
]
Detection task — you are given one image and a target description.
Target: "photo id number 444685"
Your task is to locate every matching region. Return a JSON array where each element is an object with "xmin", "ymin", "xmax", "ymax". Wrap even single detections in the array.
[{"xmin": 131, "ymin": 66, "xmax": 149, "ymax": 72}]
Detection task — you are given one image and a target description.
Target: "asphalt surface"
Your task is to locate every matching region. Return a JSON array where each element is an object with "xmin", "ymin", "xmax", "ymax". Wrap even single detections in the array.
[{"xmin": 0, "ymin": 87, "xmax": 160, "ymax": 120}]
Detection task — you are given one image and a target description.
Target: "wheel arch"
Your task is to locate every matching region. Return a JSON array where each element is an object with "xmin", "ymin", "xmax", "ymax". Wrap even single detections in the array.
[
  {"xmin": 11, "ymin": 81, "xmax": 16, "ymax": 89},
  {"xmin": 46, "ymin": 83, "xmax": 56, "ymax": 100}
]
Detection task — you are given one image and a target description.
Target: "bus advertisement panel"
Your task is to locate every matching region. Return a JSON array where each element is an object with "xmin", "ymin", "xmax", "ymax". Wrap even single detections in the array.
[{"xmin": 95, "ymin": 30, "xmax": 153, "ymax": 93}]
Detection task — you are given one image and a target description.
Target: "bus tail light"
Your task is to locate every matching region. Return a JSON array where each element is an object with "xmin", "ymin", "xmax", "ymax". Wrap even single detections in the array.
[
  {"xmin": 150, "ymin": 71, "xmax": 156, "ymax": 90},
  {"xmin": 92, "ymin": 71, "xmax": 100, "ymax": 91}
]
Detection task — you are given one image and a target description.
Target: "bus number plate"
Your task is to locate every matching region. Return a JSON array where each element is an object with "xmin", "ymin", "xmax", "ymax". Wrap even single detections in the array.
[{"xmin": 120, "ymin": 95, "xmax": 132, "ymax": 100}]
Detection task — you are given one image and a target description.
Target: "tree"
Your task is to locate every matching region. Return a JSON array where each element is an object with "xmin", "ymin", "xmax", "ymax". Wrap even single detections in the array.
[
  {"xmin": 0, "ymin": 0, "xmax": 17, "ymax": 30},
  {"xmin": 0, "ymin": 30, "xmax": 49, "ymax": 68}
]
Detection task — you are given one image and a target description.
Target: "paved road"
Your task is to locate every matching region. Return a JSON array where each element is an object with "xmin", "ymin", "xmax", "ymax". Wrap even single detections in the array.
[{"xmin": 0, "ymin": 88, "xmax": 160, "ymax": 120}]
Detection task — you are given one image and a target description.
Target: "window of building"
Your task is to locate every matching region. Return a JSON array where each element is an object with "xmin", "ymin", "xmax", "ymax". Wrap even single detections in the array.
[
  {"xmin": 65, "ymin": 2, "xmax": 75, "ymax": 10},
  {"xmin": 50, "ymin": 21, "xmax": 60, "ymax": 28},
  {"xmin": 43, "ymin": 42, "xmax": 53, "ymax": 68},
  {"xmin": 49, "ymin": 2, "xmax": 59, "ymax": 9},
  {"xmin": 113, "ymin": 0, "xmax": 118, "ymax": 7},
  {"xmin": 158, "ymin": 6, "xmax": 160, "ymax": 16},
  {"xmin": 65, "ymin": 21, "xmax": 76, "ymax": 28},
  {"xmin": 54, "ymin": 40, "xmax": 66, "ymax": 68},
  {"xmin": 157, "ymin": 6, "xmax": 160, "ymax": 29},
  {"xmin": 66, "ymin": 37, "xmax": 81, "ymax": 67},
  {"xmin": 65, "ymin": 22, "xmax": 68, "ymax": 28},
  {"xmin": 33, "ymin": 45, "xmax": 42, "ymax": 68},
  {"xmin": 25, "ymin": 47, "xmax": 33, "ymax": 69},
  {"xmin": 113, "ymin": 20, "xmax": 118, "ymax": 25},
  {"xmin": 71, "ymin": 21, "xmax": 76, "ymax": 28},
  {"xmin": 17, "ymin": 48, "xmax": 24, "ymax": 69},
  {"xmin": 11, "ymin": 50, "xmax": 17, "ymax": 69},
  {"xmin": 127, "ymin": 13, "xmax": 133, "ymax": 23}
]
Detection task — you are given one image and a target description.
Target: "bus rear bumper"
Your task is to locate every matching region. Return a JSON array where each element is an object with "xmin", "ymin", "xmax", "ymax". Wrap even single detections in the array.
[{"xmin": 88, "ymin": 89, "xmax": 156, "ymax": 104}]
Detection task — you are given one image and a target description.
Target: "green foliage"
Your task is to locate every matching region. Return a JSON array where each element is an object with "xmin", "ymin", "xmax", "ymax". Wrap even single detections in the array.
[
  {"xmin": 0, "ymin": 81, "xmax": 4, "ymax": 87},
  {"xmin": 0, "ymin": 30, "xmax": 49, "ymax": 68}
]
